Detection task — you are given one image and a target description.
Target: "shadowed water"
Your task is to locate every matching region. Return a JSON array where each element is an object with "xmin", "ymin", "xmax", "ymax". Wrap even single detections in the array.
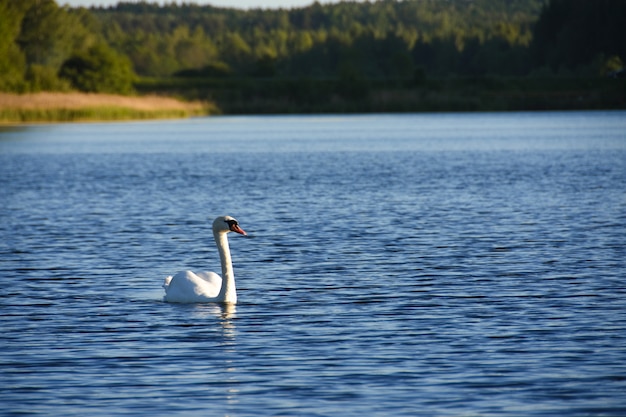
[{"xmin": 1, "ymin": 112, "xmax": 625, "ymax": 416}]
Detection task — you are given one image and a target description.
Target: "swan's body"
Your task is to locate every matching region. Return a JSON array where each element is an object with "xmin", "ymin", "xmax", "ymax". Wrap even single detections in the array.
[{"xmin": 163, "ymin": 216, "xmax": 246, "ymax": 304}]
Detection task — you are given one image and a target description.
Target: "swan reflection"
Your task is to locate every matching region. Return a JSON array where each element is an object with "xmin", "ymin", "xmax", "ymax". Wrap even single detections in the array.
[
  {"xmin": 190, "ymin": 303, "xmax": 237, "ymax": 337},
  {"xmin": 218, "ymin": 303, "xmax": 237, "ymax": 342},
  {"xmin": 190, "ymin": 303, "xmax": 239, "ymax": 406}
]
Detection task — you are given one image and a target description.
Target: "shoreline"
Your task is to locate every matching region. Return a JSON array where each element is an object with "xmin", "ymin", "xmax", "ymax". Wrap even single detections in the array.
[
  {"xmin": 0, "ymin": 92, "xmax": 217, "ymax": 124},
  {"xmin": 138, "ymin": 75, "xmax": 626, "ymax": 115},
  {"xmin": 1, "ymin": 76, "xmax": 624, "ymax": 124}
]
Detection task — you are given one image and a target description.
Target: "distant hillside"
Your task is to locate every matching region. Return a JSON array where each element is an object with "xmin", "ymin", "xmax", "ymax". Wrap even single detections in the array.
[
  {"xmin": 89, "ymin": 0, "xmax": 544, "ymax": 77},
  {"xmin": 1, "ymin": 0, "xmax": 624, "ymax": 115}
]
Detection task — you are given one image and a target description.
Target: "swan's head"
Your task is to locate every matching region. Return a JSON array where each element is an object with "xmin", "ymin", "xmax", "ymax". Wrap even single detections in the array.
[{"xmin": 213, "ymin": 215, "xmax": 247, "ymax": 236}]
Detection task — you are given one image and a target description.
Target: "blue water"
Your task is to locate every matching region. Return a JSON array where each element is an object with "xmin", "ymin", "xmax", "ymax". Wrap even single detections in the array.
[{"xmin": 1, "ymin": 112, "xmax": 625, "ymax": 416}]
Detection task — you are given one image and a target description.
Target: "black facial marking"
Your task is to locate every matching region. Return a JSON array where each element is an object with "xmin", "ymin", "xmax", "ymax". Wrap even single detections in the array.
[{"xmin": 225, "ymin": 219, "xmax": 239, "ymax": 230}]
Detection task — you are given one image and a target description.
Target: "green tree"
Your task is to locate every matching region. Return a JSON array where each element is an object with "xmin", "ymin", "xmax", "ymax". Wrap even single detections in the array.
[
  {"xmin": 221, "ymin": 32, "xmax": 253, "ymax": 71},
  {"xmin": 0, "ymin": 0, "xmax": 28, "ymax": 90},
  {"xmin": 531, "ymin": 0, "xmax": 626, "ymax": 73},
  {"xmin": 59, "ymin": 43, "xmax": 135, "ymax": 94},
  {"xmin": 17, "ymin": 0, "xmax": 90, "ymax": 68},
  {"xmin": 84, "ymin": 0, "xmax": 546, "ymax": 79}
]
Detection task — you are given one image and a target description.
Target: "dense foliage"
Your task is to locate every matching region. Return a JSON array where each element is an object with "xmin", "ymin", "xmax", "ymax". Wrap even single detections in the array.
[
  {"xmin": 93, "ymin": 0, "xmax": 543, "ymax": 78},
  {"xmin": 59, "ymin": 43, "xmax": 135, "ymax": 94},
  {"xmin": 0, "ymin": 0, "xmax": 624, "ymax": 98},
  {"xmin": 0, "ymin": 0, "xmax": 133, "ymax": 93},
  {"xmin": 531, "ymin": 0, "xmax": 626, "ymax": 75}
]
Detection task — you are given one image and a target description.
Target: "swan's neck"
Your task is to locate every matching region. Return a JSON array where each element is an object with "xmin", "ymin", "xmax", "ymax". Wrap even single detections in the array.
[{"xmin": 215, "ymin": 231, "xmax": 237, "ymax": 303}]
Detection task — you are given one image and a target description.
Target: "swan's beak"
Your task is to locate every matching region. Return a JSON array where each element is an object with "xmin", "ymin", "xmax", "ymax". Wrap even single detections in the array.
[{"xmin": 232, "ymin": 225, "xmax": 247, "ymax": 236}]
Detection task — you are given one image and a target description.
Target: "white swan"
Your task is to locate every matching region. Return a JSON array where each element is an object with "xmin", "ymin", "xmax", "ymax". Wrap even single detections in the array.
[{"xmin": 163, "ymin": 216, "xmax": 247, "ymax": 304}]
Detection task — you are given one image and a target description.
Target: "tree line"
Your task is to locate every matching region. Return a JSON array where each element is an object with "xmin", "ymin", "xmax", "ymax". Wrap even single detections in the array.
[{"xmin": 0, "ymin": 0, "xmax": 624, "ymax": 95}]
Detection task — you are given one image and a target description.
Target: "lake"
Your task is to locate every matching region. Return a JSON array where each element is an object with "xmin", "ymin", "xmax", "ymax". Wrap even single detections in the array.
[{"xmin": 1, "ymin": 111, "xmax": 625, "ymax": 416}]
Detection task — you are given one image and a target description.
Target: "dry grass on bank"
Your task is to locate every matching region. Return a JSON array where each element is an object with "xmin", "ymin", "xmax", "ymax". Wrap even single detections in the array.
[{"xmin": 0, "ymin": 92, "xmax": 218, "ymax": 123}]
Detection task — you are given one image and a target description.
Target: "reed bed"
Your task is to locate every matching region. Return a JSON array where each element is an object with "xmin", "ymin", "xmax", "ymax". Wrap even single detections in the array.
[{"xmin": 0, "ymin": 92, "xmax": 217, "ymax": 123}]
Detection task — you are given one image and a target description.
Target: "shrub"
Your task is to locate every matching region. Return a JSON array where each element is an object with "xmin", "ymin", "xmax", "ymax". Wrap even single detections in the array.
[
  {"xmin": 25, "ymin": 65, "xmax": 71, "ymax": 92},
  {"xmin": 59, "ymin": 43, "xmax": 136, "ymax": 94}
]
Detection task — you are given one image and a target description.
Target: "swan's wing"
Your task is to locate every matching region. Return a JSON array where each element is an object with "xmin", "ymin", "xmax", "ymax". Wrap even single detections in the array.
[
  {"xmin": 195, "ymin": 271, "xmax": 222, "ymax": 286},
  {"xmin": 164, "ymin": 270, "xmax": 221, "ymax": 303}
]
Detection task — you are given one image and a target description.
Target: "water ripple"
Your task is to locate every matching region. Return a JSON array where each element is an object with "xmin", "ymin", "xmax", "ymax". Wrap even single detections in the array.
[{"xmin": 1, "ymin": 112, "xmax": 626, "ymax": 416}]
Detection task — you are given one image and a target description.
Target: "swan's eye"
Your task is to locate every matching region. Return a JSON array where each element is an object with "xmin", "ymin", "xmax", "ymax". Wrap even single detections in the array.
[{"xmin": 223, "ymin": 218, "xmax": 246, "ymax": 236}]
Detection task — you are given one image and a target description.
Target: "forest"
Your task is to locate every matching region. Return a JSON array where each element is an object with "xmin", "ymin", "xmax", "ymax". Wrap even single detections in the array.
[{"xmin": 1, "ymin": 0, "xmax": 625, "ymax": 113}]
